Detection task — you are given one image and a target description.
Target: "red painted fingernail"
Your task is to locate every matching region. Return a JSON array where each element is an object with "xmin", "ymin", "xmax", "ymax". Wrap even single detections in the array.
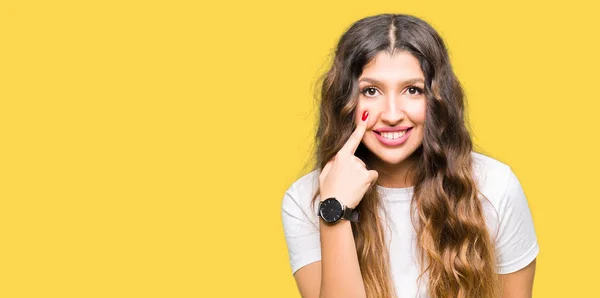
[{"xmin": 361, "ymin": 111, "xmax": 369, "ymax": 121}]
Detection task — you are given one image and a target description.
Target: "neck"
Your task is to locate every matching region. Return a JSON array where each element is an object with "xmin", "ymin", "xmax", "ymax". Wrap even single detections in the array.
[{"xmin": 366, "ymin": 153, "xmax": 418, "ymax": 188}]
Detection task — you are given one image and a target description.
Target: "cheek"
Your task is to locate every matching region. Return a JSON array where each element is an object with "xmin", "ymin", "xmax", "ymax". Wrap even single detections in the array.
[{"xmin": 407, "ymin": 101, "xmax": 426, "ymax": 124}]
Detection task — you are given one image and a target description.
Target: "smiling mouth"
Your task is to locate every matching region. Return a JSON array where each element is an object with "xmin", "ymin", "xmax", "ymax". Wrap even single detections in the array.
[{"xmin": 374, "ymin": 128, "xmax": 413, "ymax": 140}]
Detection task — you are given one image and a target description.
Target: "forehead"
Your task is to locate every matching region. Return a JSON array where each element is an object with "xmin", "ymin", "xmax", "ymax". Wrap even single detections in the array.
[{"xmin": 359, "ymin": 51, "xmax": 424, "ymax": 82}]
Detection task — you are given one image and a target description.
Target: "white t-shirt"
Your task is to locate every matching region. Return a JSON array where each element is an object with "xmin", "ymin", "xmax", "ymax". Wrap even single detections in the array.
[{"xmin": 281, "ymin": 151, "xmax": 539, "ymax": 297}]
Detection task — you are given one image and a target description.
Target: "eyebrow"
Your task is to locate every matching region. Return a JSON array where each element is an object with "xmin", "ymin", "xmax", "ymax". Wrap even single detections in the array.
[{"xmin": 358, "ymin": 77, "xmax": 425, "ymax": 86}]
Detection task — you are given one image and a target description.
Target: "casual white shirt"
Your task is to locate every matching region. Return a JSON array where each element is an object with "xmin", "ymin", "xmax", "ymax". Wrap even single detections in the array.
[{"xmin": 281, "ymin": 151, "xmax": 539, "ymax": 297}]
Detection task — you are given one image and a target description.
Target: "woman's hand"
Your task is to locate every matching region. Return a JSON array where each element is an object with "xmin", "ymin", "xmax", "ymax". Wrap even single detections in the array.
[{"xmin": 318, "ymin": 111, "xmax": 378, "ymax": 208}]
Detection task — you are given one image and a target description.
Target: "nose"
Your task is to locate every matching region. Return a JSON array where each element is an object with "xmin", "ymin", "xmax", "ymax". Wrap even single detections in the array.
[{"xmin": 379, "ymin": 94, "xmax": 405, "ymax": 125}]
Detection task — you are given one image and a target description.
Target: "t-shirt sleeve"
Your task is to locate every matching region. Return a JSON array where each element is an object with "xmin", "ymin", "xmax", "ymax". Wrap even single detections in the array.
[
  {"xmin": 494, "ymin": 167, "xmax": 540, "ymax": 274},
  {"xmin": 281, "ymin": 179, "xmax": 322, "ymax": 275}
]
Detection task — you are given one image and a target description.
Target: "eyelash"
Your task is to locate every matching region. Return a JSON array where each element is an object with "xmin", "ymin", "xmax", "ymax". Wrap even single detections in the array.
[{"xmin": 360, "ymin": 86, "xmax": 424, "ymax": 97}]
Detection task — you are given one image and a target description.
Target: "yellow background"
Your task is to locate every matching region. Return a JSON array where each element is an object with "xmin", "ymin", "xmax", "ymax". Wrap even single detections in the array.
[{"xmin": 1, "ymin": 0, "xmax": 598, "ymax": 297}]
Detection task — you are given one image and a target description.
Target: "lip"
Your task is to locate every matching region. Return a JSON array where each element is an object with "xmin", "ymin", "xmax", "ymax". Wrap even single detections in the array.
[
  {"xmin": 374, "ymin": 126, "xmax": 413, "ymax": 133},
  {"xmin": 373, "ymin": 127, "xmax": 413, "ymax": 146}
]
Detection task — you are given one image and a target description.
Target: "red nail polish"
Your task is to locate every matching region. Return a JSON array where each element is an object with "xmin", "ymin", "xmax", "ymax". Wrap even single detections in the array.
[{"xmin": 361, "ymin": 111, "xmax": 369, "ymax": 121}]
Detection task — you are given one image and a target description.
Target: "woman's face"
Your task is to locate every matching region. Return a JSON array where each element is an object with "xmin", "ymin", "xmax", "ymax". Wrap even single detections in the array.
[{"xmin": 355, "ymin": 50, "xmax": 426, "ymax": 166}]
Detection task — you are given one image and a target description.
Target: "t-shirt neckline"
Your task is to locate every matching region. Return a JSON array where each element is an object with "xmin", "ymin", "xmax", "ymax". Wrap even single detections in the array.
[{"xmin": 376, "ymin": 184, "xmax": 414, "ymax": 201}]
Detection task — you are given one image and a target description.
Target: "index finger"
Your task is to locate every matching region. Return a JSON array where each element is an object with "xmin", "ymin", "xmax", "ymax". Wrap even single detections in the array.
[{"xmin": 339, "ymin": 110, "xmax": 369, "ymax": 155}]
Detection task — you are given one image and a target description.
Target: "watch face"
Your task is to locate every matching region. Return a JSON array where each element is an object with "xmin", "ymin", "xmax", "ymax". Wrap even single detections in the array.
[{"xmin": 319, "ymin": 198, "xmax": 343, "ymax": 223}]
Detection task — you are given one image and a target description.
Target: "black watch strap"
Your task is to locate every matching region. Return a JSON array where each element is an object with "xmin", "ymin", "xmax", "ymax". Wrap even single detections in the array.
[{"xmin": 343, "ymin": 206, "xmax": 360, "ymax": 222}]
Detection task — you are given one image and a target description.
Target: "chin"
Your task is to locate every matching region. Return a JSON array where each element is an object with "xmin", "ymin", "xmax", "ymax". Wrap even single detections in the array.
[
  {"xmin": 362, "ymin": 134, "xmax": 423, "ymax": 166},
  {"xmin": 372, "ymin": 150, "xmax": 415, "ymax": 165}
]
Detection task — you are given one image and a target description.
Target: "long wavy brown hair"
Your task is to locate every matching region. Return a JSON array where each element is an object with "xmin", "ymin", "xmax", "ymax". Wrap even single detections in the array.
[{"xmin": 310, "ymin": 14, "xmax": 499, "ymax": 297}]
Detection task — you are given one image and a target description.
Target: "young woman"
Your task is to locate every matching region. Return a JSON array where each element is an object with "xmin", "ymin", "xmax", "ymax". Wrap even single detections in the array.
[{"xmin": 281, "ymin": 14, "xmax": 539, "ymax": 298}]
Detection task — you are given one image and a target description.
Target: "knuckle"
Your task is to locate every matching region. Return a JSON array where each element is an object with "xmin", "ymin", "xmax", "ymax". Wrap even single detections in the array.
[
  {"xmin": 352, "ymin": 156, "xmax": 366, "ymax": 166},
  {"xmin": 363, "ymin": 170, "xmax": 371, "ymax": 179}
]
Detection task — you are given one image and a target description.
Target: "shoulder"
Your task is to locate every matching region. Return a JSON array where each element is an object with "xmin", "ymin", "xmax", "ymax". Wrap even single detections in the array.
[
  {"xmin": 471, "ymin": 151, "xmax": 517, "ymax": 198},
  {"xmin": 471, "ymin": 151, "xmax": 512, "ymax": 185},
  {"xmin": 471, "ymin": 151, "xmax": 531, "ymax": 230},
  {"xmin": 281, "ymin": 170, "xmax": 321, "ymax": 224},
  {"xmin": 282, "ymin": 170, "xmax": 320, "ymax": 205},
  {"xmin": 471, "ymin": 151, "xmax": 517, "ymax": 219},
  {"xmin": 471, "ymin": 152, "xmax": 539, "ymax": 273},
  {"xmin": 286, "ymin": 170, "xmax": 320, "ymax": 194}
]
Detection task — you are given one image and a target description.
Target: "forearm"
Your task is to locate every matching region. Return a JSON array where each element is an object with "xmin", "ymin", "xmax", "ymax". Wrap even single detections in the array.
[{"xmin": 319, "ymin": 220, "xmax": 366, "ymax": 298}]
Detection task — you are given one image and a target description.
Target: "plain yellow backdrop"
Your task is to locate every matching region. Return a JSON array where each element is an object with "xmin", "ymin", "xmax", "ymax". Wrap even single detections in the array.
[{"xmin": 1, "ymin": 0, "xmax": 599, "ymax": 297}]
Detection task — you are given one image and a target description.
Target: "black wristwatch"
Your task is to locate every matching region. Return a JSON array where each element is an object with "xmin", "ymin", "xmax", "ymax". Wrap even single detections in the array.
[{"xmin": 318, "ymin": 197, "xmax": 360, "ymax": 224}]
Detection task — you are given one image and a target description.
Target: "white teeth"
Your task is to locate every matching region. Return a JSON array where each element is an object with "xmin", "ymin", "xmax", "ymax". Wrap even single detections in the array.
[{"xmin": 381, "ymin": 131, "xmax": 406, "ymax": 139}]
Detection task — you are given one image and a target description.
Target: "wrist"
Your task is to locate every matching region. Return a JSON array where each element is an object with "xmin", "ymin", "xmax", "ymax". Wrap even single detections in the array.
[
  {"xmin": 320, "ymin": 194, "xmax": 354, "ymax": 208},
  {"xmin": 318, "ymin": 197, "xmax": 360, "ymax": 223}
]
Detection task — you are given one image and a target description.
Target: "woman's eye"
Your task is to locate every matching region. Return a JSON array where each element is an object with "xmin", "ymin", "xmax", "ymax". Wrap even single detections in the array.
[
  {"xmin": 407, "ymin": 86, "xmax": 423, "ymax": 95},
  {"xmin": 362, "ymin": 87, "xmax": 379, "ymax": 97}
]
